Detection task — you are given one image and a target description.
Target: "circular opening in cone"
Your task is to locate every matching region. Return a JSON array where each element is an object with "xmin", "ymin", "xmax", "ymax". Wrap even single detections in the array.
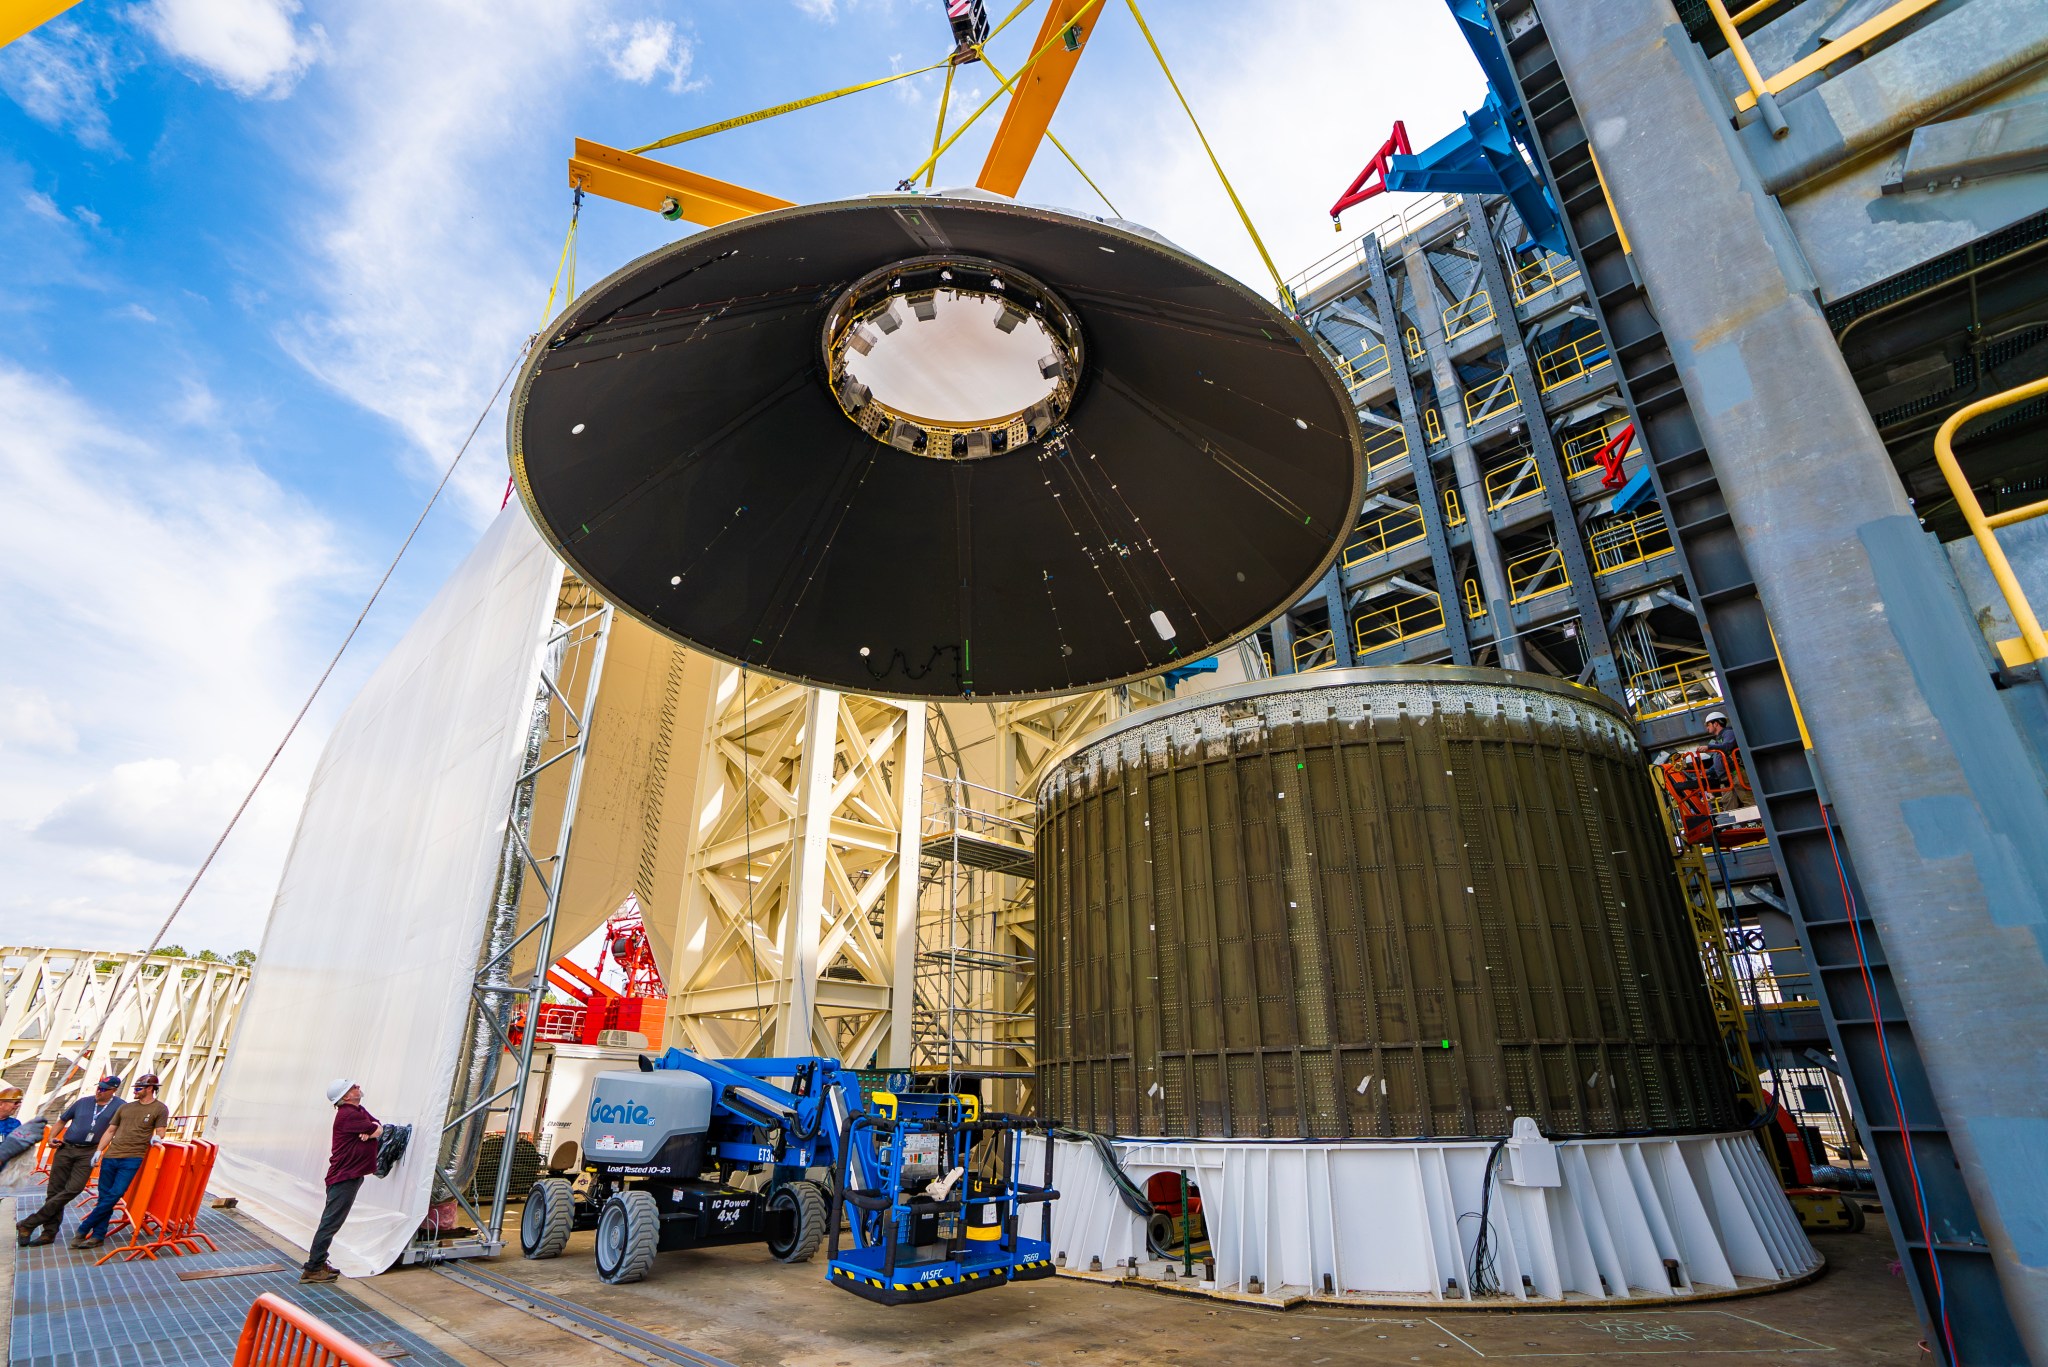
[
  {"xmin": 823, "ymin": 255, "xmax": 1083, "ymax": 460},
  {"xmin": 844, "ymin": 291, "xmax": 1058, "ymax": 422}
]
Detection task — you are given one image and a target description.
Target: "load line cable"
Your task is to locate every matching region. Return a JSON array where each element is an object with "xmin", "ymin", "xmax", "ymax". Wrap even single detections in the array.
[
  {"xmin": 1123, "ymin": 0, "xmax": 1294, "ymax": 311},
  {"xmin": 65, "ymin": 200, "xmax": 581, "ymax": 1091}
]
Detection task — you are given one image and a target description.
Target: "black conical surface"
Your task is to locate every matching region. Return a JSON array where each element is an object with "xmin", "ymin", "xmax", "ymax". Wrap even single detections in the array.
[{"xmin": 509, "ymin": 194, "xmax": 1363, "ymax": 700}]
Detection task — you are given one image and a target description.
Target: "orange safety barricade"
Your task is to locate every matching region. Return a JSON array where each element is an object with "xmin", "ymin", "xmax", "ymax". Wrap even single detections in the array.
[
  {"xmin": 31, "ymin": 1127, "xmax": 55, "ymax": 1177},
  {"xmin": 98, "ymin": 1140, "xmax": 221, "ymax": 1262},
  {"xmin": 232, "ymin": 1292, "xmax": 392, "ymax": 1367}
]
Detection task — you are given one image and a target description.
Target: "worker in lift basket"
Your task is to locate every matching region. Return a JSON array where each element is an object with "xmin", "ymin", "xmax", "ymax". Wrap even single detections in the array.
[
  {"xmin": 72, "ymin": 1072, "xmax": 169, "ymax": 1249},
  {"xmin": 301, "ymin": 1079, "xmax": 380, "ymax": 1283},
  {"xmin": 17, "ymin": 1075, "xmax": 122, "ymax": 1247}
]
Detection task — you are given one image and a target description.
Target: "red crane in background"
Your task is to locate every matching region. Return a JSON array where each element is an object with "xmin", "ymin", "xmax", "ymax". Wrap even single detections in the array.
[{"xmin": 518, "ymin": 901, "xmax": 667, "ymax": 1051}]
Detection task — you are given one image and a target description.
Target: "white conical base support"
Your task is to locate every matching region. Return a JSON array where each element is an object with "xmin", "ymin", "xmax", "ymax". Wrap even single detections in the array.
[{"xmin": 1026, "ymin": 1127, "xmax": 1821, "ymax": 1306}]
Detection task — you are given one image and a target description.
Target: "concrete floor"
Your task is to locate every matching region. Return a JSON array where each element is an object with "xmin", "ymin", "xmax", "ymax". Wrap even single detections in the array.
[{"xmin": 360, "ymin": 1208, "xmax": 1929, "ymax": 1366}]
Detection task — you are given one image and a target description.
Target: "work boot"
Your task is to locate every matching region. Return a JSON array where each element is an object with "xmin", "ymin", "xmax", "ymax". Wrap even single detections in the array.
[
  {"xmin": 25, "ymin": 1230, "xmax": 55, "ymax": 1248},
  {"xmin": 299, "ymin": 1265, "xmax": 339, "ymax": 1283},
  {"xmin": 69, "ymin": 1234, "xmax": 103, "ymax": 1250},
  {"xmin": 15, "ymin": 1223, "xmax": 29, "ymax": 1247}
]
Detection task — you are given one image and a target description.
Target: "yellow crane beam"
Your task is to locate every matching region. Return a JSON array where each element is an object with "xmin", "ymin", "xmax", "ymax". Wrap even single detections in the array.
[
  {"xmin": 2, "ymin": 0, "xmax": 83, "ymax": 49},
  {"xmin": 567, "ymin": 139, "xmax": 793, "ymax": 227},
  {"xmin": 976, "ymin": 0, "xmax": 1101, "ymax": 198}
]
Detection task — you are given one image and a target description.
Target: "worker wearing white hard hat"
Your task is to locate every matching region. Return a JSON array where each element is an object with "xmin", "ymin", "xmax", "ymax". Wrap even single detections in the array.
[{"xmin": 303, "ymin": 1079, "xmax": 379, "ymax": 1282}]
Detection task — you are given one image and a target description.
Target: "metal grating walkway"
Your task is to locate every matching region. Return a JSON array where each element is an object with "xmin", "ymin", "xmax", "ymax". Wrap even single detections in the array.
[{"xmin": 8, "ymin": 1197, "xmax": 459, "ymax": 1367}]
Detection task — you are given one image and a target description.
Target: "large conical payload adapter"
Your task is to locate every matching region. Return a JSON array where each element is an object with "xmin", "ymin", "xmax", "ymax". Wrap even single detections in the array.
[{"xmin": 510, "ymin": 193, "xmax": 1363, "ymax": 700}]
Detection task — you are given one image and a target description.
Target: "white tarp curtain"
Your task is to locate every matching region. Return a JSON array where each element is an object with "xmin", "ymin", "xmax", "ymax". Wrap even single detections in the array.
[{"xmin": 210, "ymin": 508, "xmax": 563, "ymax": 1275}]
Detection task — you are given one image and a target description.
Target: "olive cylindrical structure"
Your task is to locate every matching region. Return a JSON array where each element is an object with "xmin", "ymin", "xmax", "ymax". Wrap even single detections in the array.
[{"xmin": 1034, "ymin": 667, "xmax": 1739, "ymax": 1140}]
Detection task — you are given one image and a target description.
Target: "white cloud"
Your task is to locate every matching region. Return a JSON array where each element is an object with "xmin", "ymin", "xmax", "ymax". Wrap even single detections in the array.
[
  {"xmin": 140, "ymin": 0, "xmax": 323, "ymax": 99},
  {"xmin": 0, "ymin": 688, "xmax": 77, "ymax": 755},
  {"xmin": 33, "ymin": 757, "xmax": 258, "ymax": 866},
  {"xmin": 596, "ymin": 17, "xmax": 698, "ymax": 92},
  {"xmin": 276, "ymin": 0, "xmax": 597, "ymax": 521},
  {"xmin": 22, "ymin": 190, "xmax": 66, "ymax": 223},
  {"xmin": 0, "ymin": 21, "xmax": 127, "ymax": 149},
  {"xmin": 0, "ymin": 362, "xmax": 346, "ymax": 951}
]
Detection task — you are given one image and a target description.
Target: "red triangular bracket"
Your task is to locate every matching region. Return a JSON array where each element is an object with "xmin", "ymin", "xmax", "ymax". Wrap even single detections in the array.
[{"xmin": 1330, "ymin": 121, "xmax": 1413, "ymax": 222}]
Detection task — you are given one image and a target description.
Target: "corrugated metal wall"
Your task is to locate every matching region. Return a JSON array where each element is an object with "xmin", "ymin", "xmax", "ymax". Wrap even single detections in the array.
[{"xmin": 1035, "ymin": 670, "xmax": 1737, "ymax": 1140}]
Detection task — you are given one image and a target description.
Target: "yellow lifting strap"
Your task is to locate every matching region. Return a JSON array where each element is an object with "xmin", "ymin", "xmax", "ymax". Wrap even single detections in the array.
[
  {"xmin": 629, "ymin": 0, "xmax": 1040, "ymax": 161},
  {"xmin": 974, "ymin": 45, "xmax": 1120, "ymax": 217},
  {"xmin": 902, "ymin": 0, "xmax": 1107, "ymax": 190},
  {"xmin": 629, "ymin": 59, "xmax": 952, "ymax": 156},
  {"xmin": 926, "ymin": 62, "xmax": 957, "ymax": 188},
  {"xmin": 539, "ymin": 192, "xmax": 582, "ymax": 328},
  {"xmin": 1124, "ymin": 0, "xmax": 1294, "ymax": 310}
]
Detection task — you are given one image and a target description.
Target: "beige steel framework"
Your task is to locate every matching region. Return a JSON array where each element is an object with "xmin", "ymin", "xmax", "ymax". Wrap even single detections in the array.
[
  {"xmin": 667, "ymin": 668, "xmax": 925, "ymax": 1066},
  {"xmin": 0, "ymin": 947, "xmax": 250, "ymax": 1129}
]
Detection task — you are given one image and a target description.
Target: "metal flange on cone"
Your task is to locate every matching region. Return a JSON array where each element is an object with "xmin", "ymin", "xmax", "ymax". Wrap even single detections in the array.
[{"xmin": 509, "ymin": 193, "xmax": 1363, "ymax": 700}]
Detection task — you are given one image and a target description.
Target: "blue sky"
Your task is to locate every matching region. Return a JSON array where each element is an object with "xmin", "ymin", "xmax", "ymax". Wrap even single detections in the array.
[{"xmin": 0, "ymin": 0, "xmax": 1482, "ymax": 955}]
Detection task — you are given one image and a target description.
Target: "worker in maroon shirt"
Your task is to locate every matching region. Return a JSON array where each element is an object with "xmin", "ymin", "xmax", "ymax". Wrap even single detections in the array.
[{"xmin": 302, "ymin": 1078, "xmax": 380, "ymax": 1283}]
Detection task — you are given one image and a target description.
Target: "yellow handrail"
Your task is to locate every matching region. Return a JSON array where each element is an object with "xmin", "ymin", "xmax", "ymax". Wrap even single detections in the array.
[
  {"xmin": 1423, "ymin": 408, "xmax": 1446, "ymax": 446},
  {"xmin": 1355, "ymin": 592, "xmax": 1445, "ymax": 656},
  {"xmin": 1444, "ymin": 486, "xmax": 1465, "ymax": 527},
  {"xmin": 1511, "ymin": 251, "xmax": 1581, "ymax": 306},
  {"xmin": 1628, "ymin": 653, "xmax": 1722, "ymax": 722},
  {"xmin": 1337, "ymin": 338, "xmax": 1391, "ymax": 390},
  {"xmin": 1343, "ymin": 504, "xmax": 1427, "ymax": 565},
  {"xmin": 1590, "ymin": 508, "xmax": 1675, "ymax": 575},
  {"xmin": 1710, "ymin": 0, "xmax": 1940, "ymax": 121},
  {"xmin": 1484, "ymin": 455, "xmax": 1542, "ymax": 510},
  {"xmin": 1463, "ymin": 372, "xmax": 1521, "ymax": 426},
  {"xmin": 1562, "ymin": 414, "xmax": 1636, "ymax": 479},
  {"xmin": 1443, "ymin": 289, "xmax": 1495, "ymax": 342},
  {"xmin": 1934, "ymin": 375, "xmax": 2048, "ymax": 665},
  {"xmin": 1507, "ymin": 541, "xmax": 1569, "ymax": 603},
  {"xmin": 1535, "ymin": 330, "xmax": 1612, "ymax": 392},
  {"xmin": 1291, "ymin": 628, "xmax": 1337, "ymax": 672},
  {"xmin": 1362, "ymin": 423, "xmax": 1410, "ymax": 474},
  {"xmin": 1463, "ymin": 577, "xmax": 1486, "ymax": 620},
  {"xmin": 1405, "ymin": 326, "xmax": 1424, "ymax": 359}
]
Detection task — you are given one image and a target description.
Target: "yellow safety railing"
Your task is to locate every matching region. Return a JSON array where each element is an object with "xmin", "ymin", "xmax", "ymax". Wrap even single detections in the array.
[
  {"xmin": 1336, "ymin": 338, "xmax": 1392, "ymax": 390},
  {"xmin": 1423, "ymin": 408, "xmax": 1446, "ymax": 447},
  {"xmin": 1508, "ymin": 541, "xmax": 1570, "ymax": 604},
  {"xmin": 1562, "ymin": 414, "xmax": 1636, "ymax": 479},
  {"xmin": 1707, "ymin": 0, "xmax": 1938, "ymax": 129},
  {"xmin": 1291, "ymin": 628, "xmax": 1337, "ymax": 672},
  {"xmin": 1355, "ymin": 592, "xmax": 1445, "ymax": 656},
  {"xmin": 1463, "ymin": 372, "xmax": 1521, "ymax": 426},
  {"xmin": 1511, "ymin": 251, "xmax": 1581, "ymax": 305},
  {"xmin": 1443, "ymin": 289, "xmax": 1495, "ymax": 341},
  {"xmin": 1463, "ymin": 577, "xmax": 1486, "ymax": 620},
  {"xmin": 1405, "ymin": 326, "xmax": 1425, "ymax": 359},
  {"xmin": 1445, "ymin": 459, "xmax": 1542, "ymax": 529},
  {"xmin": 1590, "ymin": 508, "xmax": 1675, "ymax": 575},
  {"xmin": 1362, "ymin": 422, "xmax": 1410, "ymax": 475},
  {"xmin": 1484, "ymin": 455, "xmax": 1542, "ymax": 511},
  {"xmin": 1935, "ymin": 375, "xmax": 2048, "ymax": 665},
  {"xmin": 1342, "ymin": 504, "xmax": 1427, "ymax": 565},
  {"xmin": 1629, "ymin": 653, "xmax": 1722, "ymax": 722},
  {"xmin": 1535, "ymin": 330, "xmax": 1612, "ymax": 392}
]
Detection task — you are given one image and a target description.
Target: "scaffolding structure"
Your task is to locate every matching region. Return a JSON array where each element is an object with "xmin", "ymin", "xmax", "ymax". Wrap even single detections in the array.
[{"xmin": 913, "ymin": 773, "xmax": 1037, "ymax": 1093}]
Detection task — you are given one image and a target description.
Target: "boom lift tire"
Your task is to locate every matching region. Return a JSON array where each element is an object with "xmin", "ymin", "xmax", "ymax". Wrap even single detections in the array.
[
  {"xmin": 595, "ymin": 1190, "xmax": 661, "ymax": 1284},
  {"xmin": 520, "ymin": 1177, "xmax": 574, "ymax": 1260},
  {"xmin": 766, "ymin": 1180, "xmax": 827, "ymax": 1263}
]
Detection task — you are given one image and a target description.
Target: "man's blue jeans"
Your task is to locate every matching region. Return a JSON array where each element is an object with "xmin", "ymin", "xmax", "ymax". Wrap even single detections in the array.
[{"xmin": 75, "ymin": 1155, "xmax": 143, "ymax": 1240}]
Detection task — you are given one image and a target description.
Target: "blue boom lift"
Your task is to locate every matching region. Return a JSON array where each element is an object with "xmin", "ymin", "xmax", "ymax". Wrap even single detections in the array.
[{"xmin": 520, "ymin": 1049, "xmax": 1056, "ymax": 1303}]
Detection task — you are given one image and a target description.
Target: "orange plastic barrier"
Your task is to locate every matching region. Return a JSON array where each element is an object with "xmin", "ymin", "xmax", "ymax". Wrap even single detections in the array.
[
  {"xmin": 231, "ymin": 1292, "xmax": 392, "ymax": 1367},
  {"xmin": 95, "ymin": 1140, "xmax": 220, "ymax": 1263}
]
